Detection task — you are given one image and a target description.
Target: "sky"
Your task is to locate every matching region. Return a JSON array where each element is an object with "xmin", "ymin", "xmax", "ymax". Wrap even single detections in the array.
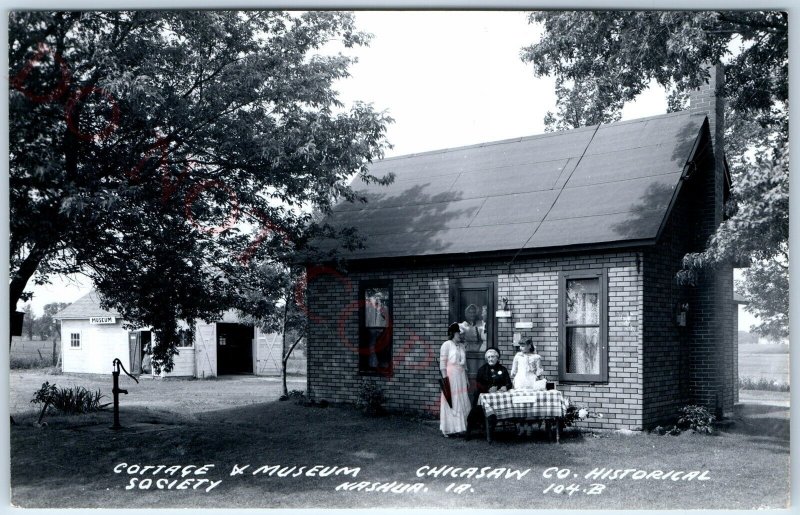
[{"xmin": 19, "ymin": 10, "xmax": 762, "ymax": 333}]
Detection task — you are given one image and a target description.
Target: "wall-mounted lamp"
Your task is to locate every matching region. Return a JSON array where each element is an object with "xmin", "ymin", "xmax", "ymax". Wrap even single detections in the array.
[
  {"xmin": 675, "ymin": 302, "xmax": 690, "ymax": 327},
  {"xmin": 496, "ymin": 297, "xmax": 512, "ymax": 318}
]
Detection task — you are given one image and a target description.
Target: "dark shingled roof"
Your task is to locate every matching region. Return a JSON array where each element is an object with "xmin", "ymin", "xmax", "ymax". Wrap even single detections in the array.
[
  {"xmin": 54, "ymin": 291, "xmax": 120, "ymax": 319},
  {"xmin": 320, "ymin": 111, "xmax": 707, "ymax": 260}
]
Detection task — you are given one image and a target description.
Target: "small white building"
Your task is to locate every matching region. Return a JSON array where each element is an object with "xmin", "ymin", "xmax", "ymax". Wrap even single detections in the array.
[{"xmin": 55, "ymin": 291, "xmax": 290, "ymax": 377}]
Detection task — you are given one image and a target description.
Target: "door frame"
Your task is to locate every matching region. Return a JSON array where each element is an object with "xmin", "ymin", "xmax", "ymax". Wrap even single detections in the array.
[
  {"xmin": 128, "ymin": 331, "xmax": 142, "ymax": 375},
  {"xmin": 448, "ymin": 276, "xmax": 498, "ymax": 382},
  {"xmin": 216, "ymin": 322, "xmax": 255, "ymax": 375},
  {"xmin": 128, "ymin": 330, "xmax": 150, "ymax": 375}
]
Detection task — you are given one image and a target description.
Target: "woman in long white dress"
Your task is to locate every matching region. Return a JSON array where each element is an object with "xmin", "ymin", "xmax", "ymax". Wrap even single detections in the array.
[{"xmin": 439, "ymin": 322, "xmax": 471, "ymax": 437}]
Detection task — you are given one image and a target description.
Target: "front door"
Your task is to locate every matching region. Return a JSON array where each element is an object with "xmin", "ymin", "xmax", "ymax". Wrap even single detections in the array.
[
  {"xmin": 128, "ymin": 332, "xmax": 141, "ymax": 374},
  {"xmin": 128, "ymin": 330, "xmax": 150, "ymax": 374},
  {"xmin": 449, "ymin": 277, "xmax": 497, "ymax": 391}
]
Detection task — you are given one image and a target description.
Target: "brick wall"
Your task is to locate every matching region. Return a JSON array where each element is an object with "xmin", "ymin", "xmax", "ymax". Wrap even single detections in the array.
[
  {"xmin": 307, "ymin": 135, "xmax": 736, "ymax": 430},
  {"xmin": 686, "ymin": 62, "xmax": 736, "ymax": 416},
  {"xmin": 642, "ymin": 128, "xmax": 736, "ymax": 423},
  {"xmin": 306, "ymin": 64, "xmax": 736, "ymax": 430},
  {"xmin": 307, "ymin": 251, "xmax": 644, "ymax": 430},
  {"xmin": 641, "ymin": 134, "xmax": 707, "ymax": 426}
]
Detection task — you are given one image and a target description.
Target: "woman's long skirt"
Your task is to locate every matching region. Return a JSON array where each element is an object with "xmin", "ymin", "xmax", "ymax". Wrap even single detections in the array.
[{"xmin": 440, "ymin": 364, "xmax": 471, "ymax": 435}]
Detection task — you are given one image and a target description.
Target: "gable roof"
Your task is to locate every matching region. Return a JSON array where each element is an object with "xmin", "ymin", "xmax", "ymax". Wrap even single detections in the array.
[
  {"xmin": 54, "ymin": 291, "xmax": 120, "ymax": 319},
  {"xmin": 319, "ymin": 110, "xmax": 708, "ymax": 261}
]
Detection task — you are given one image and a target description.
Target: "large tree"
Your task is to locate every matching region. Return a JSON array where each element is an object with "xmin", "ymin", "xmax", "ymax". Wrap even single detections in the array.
[
  {"xmin": 9, "ymin": 11, "xmax": 392, "ymax": 369},
  {"xmin": 522, "ymin": 11, "xmax": 788, "ymax": 339}
]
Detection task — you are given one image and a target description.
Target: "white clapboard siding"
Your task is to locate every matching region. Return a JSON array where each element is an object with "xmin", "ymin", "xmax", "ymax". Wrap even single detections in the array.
[
  {"xmin": 157, "ymin": 347, "xmax": 196, "ymax": 377},
  {"xmin": 61, "ymin": 319, "xmax": 130, "ymax": 374}
]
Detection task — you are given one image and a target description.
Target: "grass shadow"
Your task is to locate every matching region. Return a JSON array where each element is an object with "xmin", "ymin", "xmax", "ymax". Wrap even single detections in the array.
[
  {"xmin": 11, "ymin": 396, "xmax": 791, "ymax": 509},
  {"xmin": 717, "ymin": 404, "xmax": 790, "ymax": 441},
  {"xmin": 734, "ymin": 403, "xmax": 790, "ymax": 417}
]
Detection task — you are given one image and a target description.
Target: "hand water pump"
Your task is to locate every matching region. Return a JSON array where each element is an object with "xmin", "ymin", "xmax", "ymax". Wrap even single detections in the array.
[{"xmin": 111, "ymin": 358, "xmax": 139, "ymax": 430}]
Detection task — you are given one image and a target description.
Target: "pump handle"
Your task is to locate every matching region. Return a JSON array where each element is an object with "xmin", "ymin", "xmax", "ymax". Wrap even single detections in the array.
[{"xmin": 112, "ymin": 358, "xmax": 140, "ymax": 384}]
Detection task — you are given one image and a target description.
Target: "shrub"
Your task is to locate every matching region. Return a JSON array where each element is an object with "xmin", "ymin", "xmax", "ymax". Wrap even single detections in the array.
[
  {"xmin": 31, "ymin": 382, "xmax": 106, "ymax": 418},
  {"xmin": 739, "ymin": 377, "xmax": 790, "ymax": 392},
  {"xmin": 280, "ymin": 390, "xmax": 328, "ymax": 408},
  {"xmin": 31, "ymin": 381, "xmax": 58, "ymax": 406},
  {"xmin": 652, "ymin": 425, "xmax": 682, "ymax": 436},
  {"xmin": 279, "ymin": 389, "xmax": 306, "ymax": 402},
  {"xmin": 562, "ymin": 404, "xmax": 602, "ymax": 427},
  {"xmin": 356, "ymin": 378, "xmax": 386, "ymax": 416},
  {"xmin": 676, "ymin": 405, "xmax": 715, "ymax": 434}
]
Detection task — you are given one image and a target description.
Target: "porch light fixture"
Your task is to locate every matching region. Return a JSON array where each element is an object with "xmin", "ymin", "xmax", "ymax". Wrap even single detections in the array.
[
  {"xmin": 675, "ymin": 302, "xmax": 690, "ymax": 327},
  {"xmin": 496, "ymin": 297, "xmax": 512, "ymax": 318}
]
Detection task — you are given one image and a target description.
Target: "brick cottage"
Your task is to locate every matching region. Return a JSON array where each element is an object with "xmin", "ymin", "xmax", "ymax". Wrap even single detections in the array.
[{"xmin": 306, "ymin": 65, "xmax": 736, "ymax": 431}]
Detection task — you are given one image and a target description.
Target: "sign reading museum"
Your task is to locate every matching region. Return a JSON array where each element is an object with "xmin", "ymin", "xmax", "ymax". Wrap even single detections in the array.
[{"xmin": 89, "ymin": 316, "xmax": 116, "ymax": 325}]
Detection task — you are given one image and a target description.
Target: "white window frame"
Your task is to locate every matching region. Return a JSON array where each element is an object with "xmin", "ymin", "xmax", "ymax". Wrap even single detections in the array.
[
  {"xmin": 69, "ymin": 331, "xmax": 82, "ymax": 349},
  {"xmin": 176, "ymin": 327, "xmax": 194, "ymax": 349}
]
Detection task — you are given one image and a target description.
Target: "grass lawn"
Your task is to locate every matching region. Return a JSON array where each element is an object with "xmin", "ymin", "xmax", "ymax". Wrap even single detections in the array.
[
  {"xmin": 9, "ymin": 337, "xmax": 60, "ymax": 369},
  {"xmin": 9, "ymin": 370, "xmax": 790, "ymax": 509}
]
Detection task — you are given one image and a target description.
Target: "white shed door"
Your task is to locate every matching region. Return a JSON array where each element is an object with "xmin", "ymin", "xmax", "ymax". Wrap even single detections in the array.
[
  {"xmin": 196, "ymin": 322, "xmax": 217, "ymax": 377},
  {"xmin": 258, "ymin": 332, "xmax": 282, "ymax": 375}
]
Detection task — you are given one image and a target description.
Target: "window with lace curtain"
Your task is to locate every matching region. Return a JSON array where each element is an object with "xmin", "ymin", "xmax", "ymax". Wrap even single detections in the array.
[
  {"xmin": 359, "ymin": 280, "xmax": 393, "ymax": 376},
  {"xmin": 558, "ymin": 269, "xmax": 608, "ymax": 382}
]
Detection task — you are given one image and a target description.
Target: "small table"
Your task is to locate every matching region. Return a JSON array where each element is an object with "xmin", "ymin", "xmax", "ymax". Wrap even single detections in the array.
[{"xmin": 478, "ymin": 389, "xmax": 569, "ymax": 443}]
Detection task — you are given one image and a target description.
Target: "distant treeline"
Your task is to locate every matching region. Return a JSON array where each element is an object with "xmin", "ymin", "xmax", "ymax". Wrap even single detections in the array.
[
  {"xmin": 738, "ymin": 331, "xmax": 787, "ymax": 345},
  {"xmin": 18, "ymin": 302, "xmax": 71, "ymax": 341}
]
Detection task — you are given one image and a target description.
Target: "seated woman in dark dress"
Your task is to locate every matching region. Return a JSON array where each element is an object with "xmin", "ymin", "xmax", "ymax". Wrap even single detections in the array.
[
  {"xmin": 466, "ymin": 348, "xmax": 513, "ymax": 438},
  {"xmin": 476, "ymin": 348, "xmax": 513, "ymax": 395}
]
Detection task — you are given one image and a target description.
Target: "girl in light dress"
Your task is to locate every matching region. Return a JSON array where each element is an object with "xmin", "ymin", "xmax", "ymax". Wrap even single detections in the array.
[
  {"xmin": 511, "ymin": 339, "xmax": 546, "ymax": 390},
  {"xmin": 510, "ymin": 339, "xmax": 547, "ymax": 436}
]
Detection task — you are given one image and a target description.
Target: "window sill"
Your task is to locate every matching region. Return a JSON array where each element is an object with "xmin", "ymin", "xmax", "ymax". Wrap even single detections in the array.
[{"xmin": 358, "ymin": 370, "xmax": 392, "ymax": 378}]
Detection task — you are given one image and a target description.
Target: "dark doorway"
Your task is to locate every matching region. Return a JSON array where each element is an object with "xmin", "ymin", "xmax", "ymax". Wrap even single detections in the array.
[
  {"xmin": 449, "ymin": 277, "xmax": 497, "ymax": 388},
  {"xmin": 217, "ymin": 323, "xmax": 254, "ymax": 375},
  {"xmin": 128, "ymin": 330, "xmax": 151, "ymax": 374}
]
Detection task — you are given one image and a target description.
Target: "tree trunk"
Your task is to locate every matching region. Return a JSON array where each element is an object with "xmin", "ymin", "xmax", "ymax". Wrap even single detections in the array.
[
  {"xmin": 37, "ymin": 401, "xmax": 50, "ymax": 425},
  {"xmin": 282, "ymin": 335, "xmax": 304, "ymax": 397},
  {"xmin": 281, "ymin": 299, "xmax": 289, "ymax": 397},
  {"xmin": 9, "ymin": 243, "xmax": 49, "ymax": 347}
]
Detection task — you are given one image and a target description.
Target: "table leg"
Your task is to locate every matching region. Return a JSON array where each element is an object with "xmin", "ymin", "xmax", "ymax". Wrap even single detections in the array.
[{"xmin": 485, "ymin": 412, "xmax": 492, "ymax": 443}]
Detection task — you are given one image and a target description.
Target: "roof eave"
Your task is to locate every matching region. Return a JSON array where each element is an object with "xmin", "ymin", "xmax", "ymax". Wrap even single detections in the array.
[
  {"xmin": 54, "ymin": 315, "xmax": 121, "ymax": 320},
  {"xmin": 310, "ymin": 238, "xmax": 656, "ymax": 270},
  {"xmin": 653, "ymin": 117, "xmax": 709, "ymax": 244}
]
